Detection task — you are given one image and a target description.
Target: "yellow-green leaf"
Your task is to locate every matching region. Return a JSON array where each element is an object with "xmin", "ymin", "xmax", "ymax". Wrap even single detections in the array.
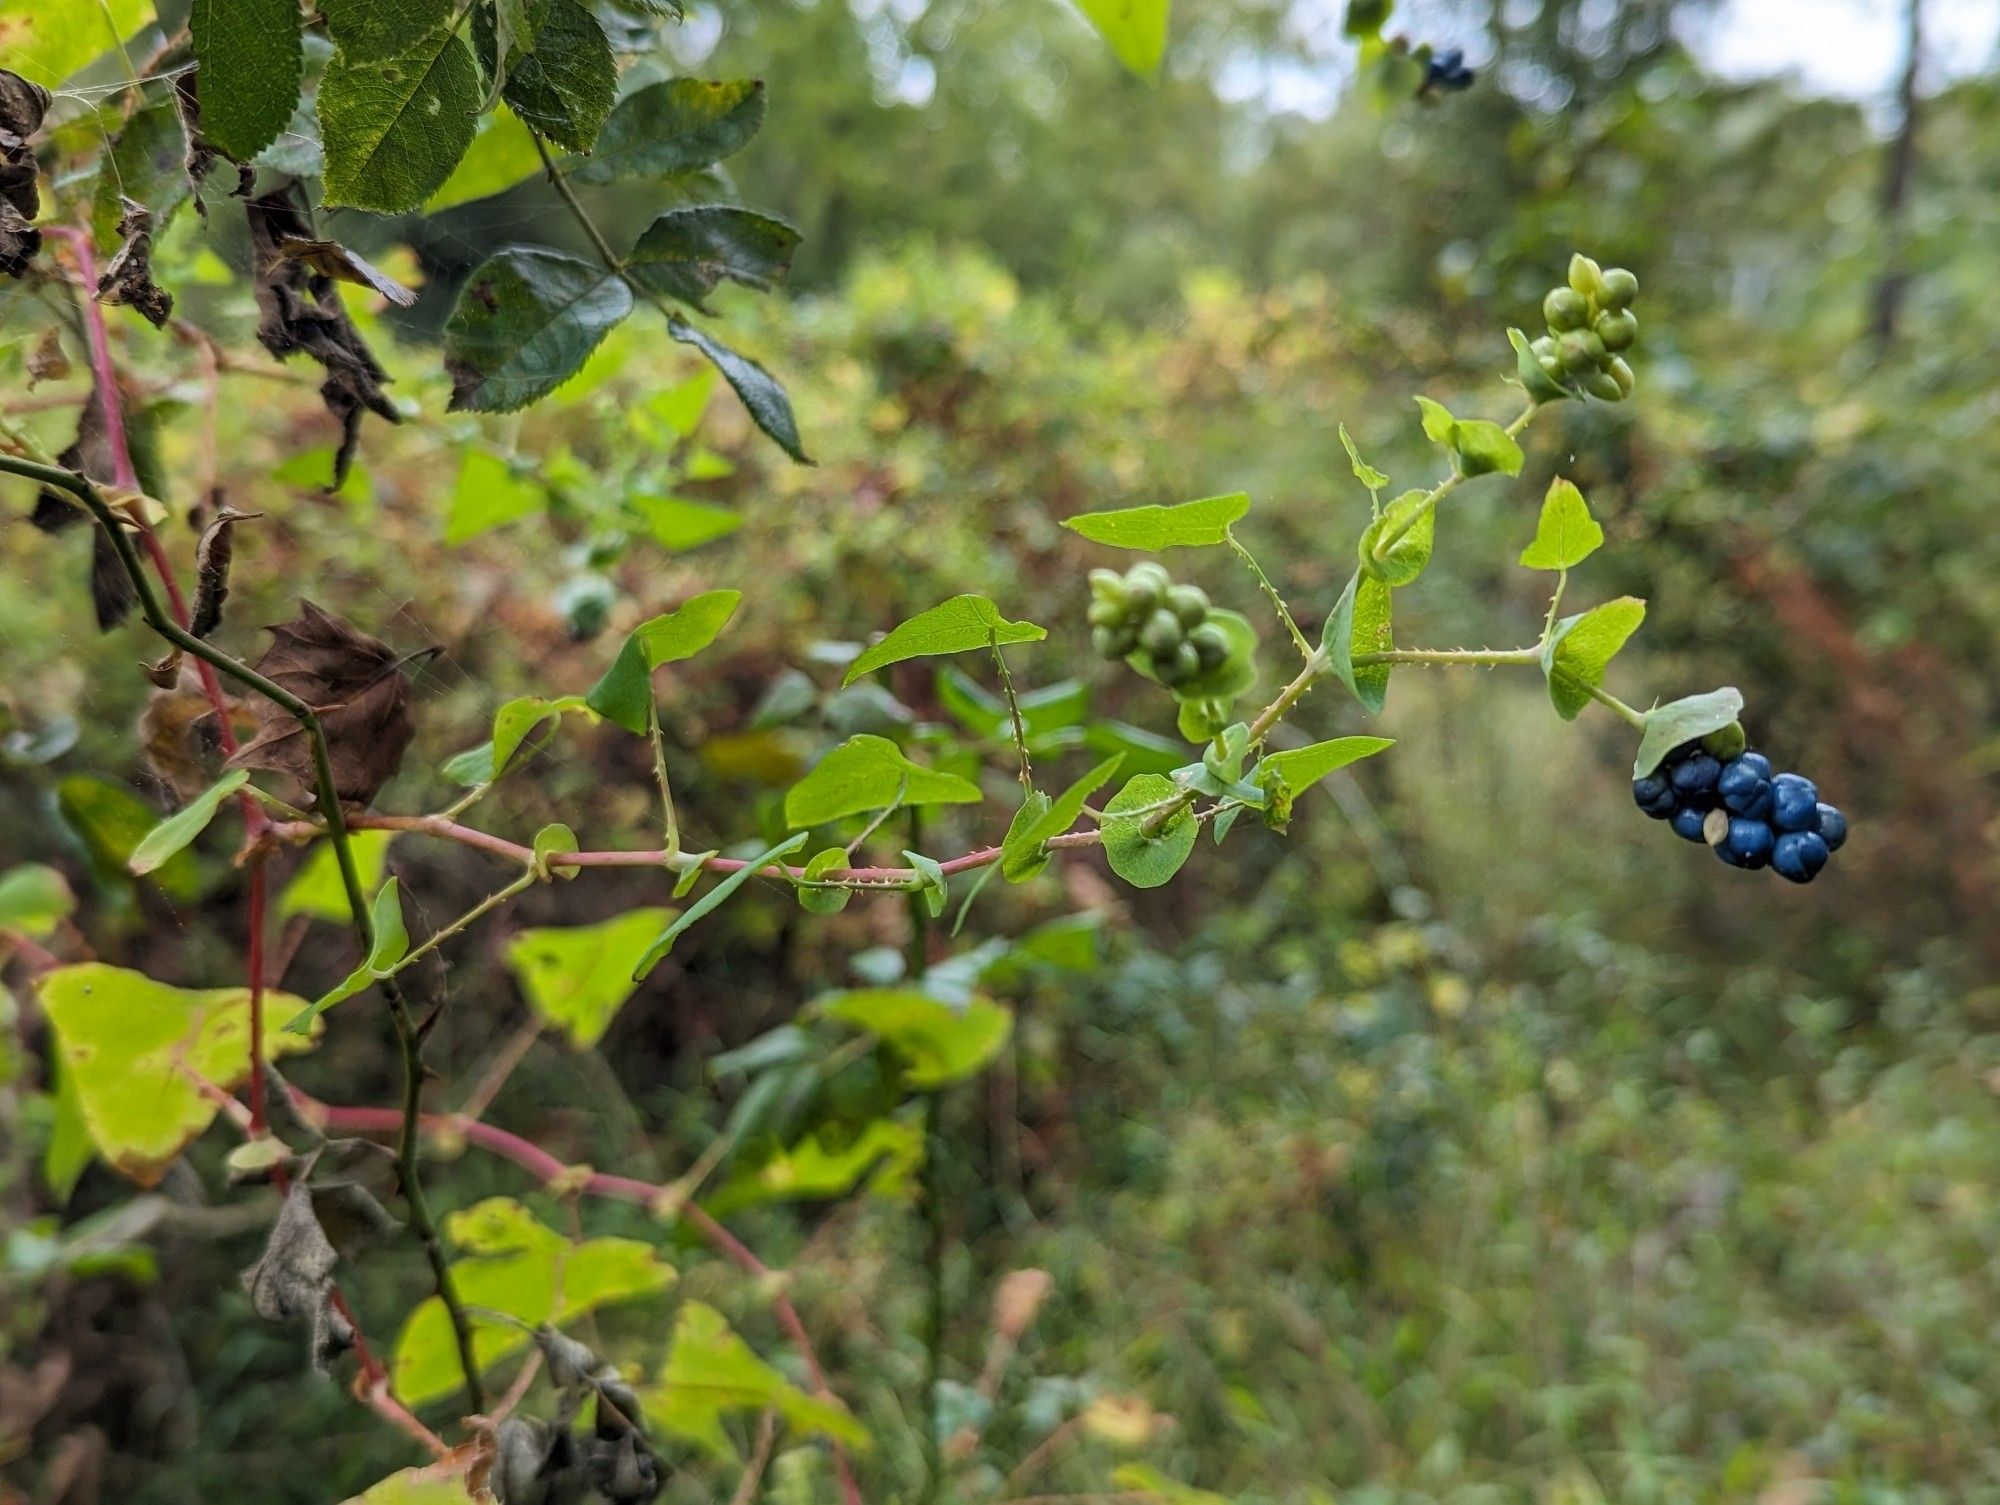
[
  {"xmin": 640, "ymin": 1301, "xmax": 867, "ymax": 1460},
  {"xmin": 784, "ymin": 735, "xmax": 982, "ymax": 828},
  {"xmin": 505, "ymin": 907, "xmax": 673, "ymax": 1048},
  {"xmin": 816, "ymin": 988, "xmax": 1013, "ymax": 1089},
  {"xmin": 1519, "ymin": 476, "xmax": 1604, "ymax": 571}
]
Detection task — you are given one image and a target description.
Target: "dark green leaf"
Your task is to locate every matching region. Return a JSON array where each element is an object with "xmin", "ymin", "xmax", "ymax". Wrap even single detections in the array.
[
  {"xmin": 624, "ymin": 205, "xmax": 800, "ymax": 308},
  {"xmin": 1357, "ymin": 489, "xmax": 1433, "ymax": 587},
  {"xmin": 1542, "ymin": 596, "xmax": 1645, "ymax": 720},
  {"xmin": 190, "ymin": 0, "xmax": 302, "ymax": 159},
  {"xmin": 1100, "ymin": 773, "xmax": 1196, "ymax": 889},
  {"xmin": 319, "ymin": 24, "xmax": 480, "ymax": 212},
  {"xmin": 584, "ymin": 589, "xmax": 741, "ymax": 733},
  {"xmin": 571, "ymin": 78, "xmax": 765, "ymax": 184},
  {"xmin": 445, "ymin": 247, "xmax": 633, "ymax": 412},
  {"xmin": 473, "ymin": 0, "xmax": 614, "ymax": 152},
  {"xmin": 320, "ymin": 0, "xmax": 453, "ymax": 63},
  {"xmin": 666, "ymin": 314, "xmax": 806, "ymax": 462},
  {"xmin": 845, "ymin": 595, "xmax": 1045, "ymax": 686},
  {"xmin": 633, "ymin": 833, "xmax": 809, "ymax": 978}
]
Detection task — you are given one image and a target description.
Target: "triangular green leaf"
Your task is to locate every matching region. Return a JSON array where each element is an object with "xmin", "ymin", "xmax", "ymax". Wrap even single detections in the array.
[
  {"xmin": 640, "ymin": 1301, "xmax": 866, "ymax": 1460},
  {"xmin": 1255, "ymin": 736, "xmax": 1394, "ymax": 801},
  {"xmin": 784, "ymin": 735, "xmax": 982, "ymax": 827},
  {"xmin": 845, "ymin": 595, "xmax": 1046, "ymax": 686},
  {"xmin": 1061, "ymin": 492, "xmax": 1247, "ymax": 550},
  {"xmin": 127, "ymin": 770, "xmax": 247, "ymax": 875},
  {"xmin": 506, "ymin": 907, "xmax": 674, "ymax": 1047},
  {"xmin": 817, "ymin": 988, "xmax": 1013, "ymax": 1089},
  {"xmin": 1073, "ymin": 0, "xmax": 1171, "ymax": 77},
  {"xmin": 1000, "ymin": 754, "xmax": 1123, "ymax": 882},
  {"xmin": 1519, "ymin": 477, "xmax": 1604, "ymax": 571},
  {"xmin": 1543, "ymin": 596, "xmax": 1646, "ymax": 720},
  {"xmin": 585, "ymin": 589, "xmax": 742, "ymax": 733},
  {"xmin": 633, "ymin": 833, "xmax": 809, "ymax": 979}
]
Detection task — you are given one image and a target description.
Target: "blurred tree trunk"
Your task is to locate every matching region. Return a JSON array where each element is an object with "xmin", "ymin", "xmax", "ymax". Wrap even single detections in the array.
[{"xmin": 1870, "ymin": 0, "xmax": 1923, "ymax": 352}]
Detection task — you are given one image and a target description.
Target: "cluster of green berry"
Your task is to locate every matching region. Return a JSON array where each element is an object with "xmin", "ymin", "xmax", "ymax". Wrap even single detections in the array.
[
  {"xmin": 1087, "ymin": 565, "xmax": 1230, "ymax": 687},
  {"xmin": 1527, "ymin": 256, "xmax": 1639, "ymax": 402}
]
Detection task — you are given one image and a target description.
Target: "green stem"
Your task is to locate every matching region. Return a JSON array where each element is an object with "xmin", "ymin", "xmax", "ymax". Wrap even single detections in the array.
[
  {"xmin": 989, "ymin": 637, "xmax": 1033, "ymax": 791},
  {"xmin": 386, "ymin": 872, "xmax": 539, "ymax": 979},
  {"xmin": 1584, "ymin": 682, "xmax": 1649, "ymax": 729},
  {"xmin": 1352, "ymin": 645, "xmax": 1542, "ymax": 668},
  {"xmin": 0, "ymin": 449, "xmax": 487, "ymax": 1412},
  {"xmin": 1227, "ymin": 533, "xmax": 1312, "ymax": 661},
  {"xmin": 1368, "ymin": 400, "xmax": 1539, "ymax": 564},
  {"xmin": 645, "ymin": 701, "xmax": 681, "ymax": 859},
  {"xmin": 906, "ymin": 811, "xmax": 945, "ymax": 1505}
]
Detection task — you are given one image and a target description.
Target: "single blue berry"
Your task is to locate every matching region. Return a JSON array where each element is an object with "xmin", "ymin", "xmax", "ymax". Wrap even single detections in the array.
[
  {"xmin": 1670, "ymin": 753, "xmax": 1721, "ymax": 796},
  {"xmin": 1632, "ymin": 774, "xmax": 1676, "ymax": 819},
  {"xmin": 1669, "ymin": 805, "xmax": 1709, "ymax": 843},
  {"xmin": 1713, "ymin": 817, "xmax": 1774, "ymax": 869},
  {"xmin": 1816, "ymin": 803, "xmax": 1847, "ymax": 853},
  {"xmin": 1731, "ymin": 750, "xmax": 1772, "ymax": 781},
  {"xmin": 1772, "ymin": 829, "xmax": 1830, "ymax": 883},
  {"xmin": 1718, "ymin": 756, "xmax": 1773, "ymax": 817},
  {"xmin": 1770, "ymin": 773, "xmax": 1820, "ymax": 833}
]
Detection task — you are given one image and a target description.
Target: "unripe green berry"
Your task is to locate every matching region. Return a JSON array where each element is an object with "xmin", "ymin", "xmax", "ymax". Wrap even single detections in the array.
[
  {"xmin": 1595, "ymin": 309, "xmax": 1638, "ymax": 352},
  {"xmin": 1091, "ymin": 625, "xmax": 1121, "ymax": 658},
  {"xmin": 1166, "ymin": 584, "xmax": 1209, "ymax": 627},
  {"xmin": 1127, "ymin": 562, "xmax": 1170, "ymax": 593},
  {"xmin": 1584, "ymin": 369, "xmax": 1624, "ymax": 402},
  {"xmin": 1567, "ymin": 254, "xmax": 1604, "ymax": 300},
  {"xmin": 1189, "ymin": 622, "xmax": 1229, "ymax": 669},
  {"xmin": 1557, "ymin": 331, "xmax": 1598, "ymax": 375},
  {"xmin": 1087, "ymin": 600, "xmax": 1124, "ymax": 628},
  {"xmin": 1607, "ymin": 355, "xmax": 1635, "ymax": 398},
  {"xmin": 1543, "ymin": 287, "xmax": 1589, "ymax": 333},
  {"xmin": 1599, "ymin": 267, "xmax": 1639, "ymax": 308},
  {"xmin": 1162, "ymin": 641, "xmax": 1202, "ymax": 685},
  {"xmin": 1139, "ymin": 608, "xmax": 1183, "ymax": 656},
  {"xmin": 1088, "ymin": 568, "xmax": 1124, "ymax": 600},
  {"xmin": 1702, "ymin": 721, "xmax": 1747, "ymax": 760}
]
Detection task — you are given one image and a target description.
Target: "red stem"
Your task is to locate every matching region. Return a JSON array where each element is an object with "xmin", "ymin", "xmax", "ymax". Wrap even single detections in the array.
[{"xmin": 247, "ymin": 860, "xmax": 268, "ymax": 1131}]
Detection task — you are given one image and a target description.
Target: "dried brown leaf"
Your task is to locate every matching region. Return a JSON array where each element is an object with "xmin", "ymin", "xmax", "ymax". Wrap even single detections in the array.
[
  {"xmin": 241, "ymin": 1178, "xmax": 354, "ymax": 1372},
  {"xmin": 95, "ymin": 197, "xmax": 174, "ymax": 329},
  {"xmin": 246, "ymin": 189, "xmax": 399, "ymax": 486},
  {"xmin": 226, "ymin": 600, "xmax": 420, "ymax": 807},
  {"xmin": 141, "ymin": 672, "xmax": 247, "ymax": 800},
  {"xmin": 0, "ymin": 68, "xmax": 46, "ymax": 276},
  {"xmin": 275, "ymin": 234, "xmax": 417, "ymax": 307},
  {"xmin": 190, "ymin": 505, "xmax": 257, "ymax": 638},
  {"xmin": 26, "ymin": 326, "xmax": 68, "ymax": 385},
  {"xmin": 29, "ymin": 391, "xmax": 137, "ymax": 630}
]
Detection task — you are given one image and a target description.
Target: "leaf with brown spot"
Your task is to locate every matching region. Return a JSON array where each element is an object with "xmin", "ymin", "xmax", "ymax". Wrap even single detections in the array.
[
  {"xmin": 95, "ymin": 197, "xmax": 174, "ymax": 329},
  {"xmin": 227, "ymin": 601, "xmax": 421, "ymax": 807},
  {"xmin": 245, "ymin": 189, "xmax": 399, "ymax": 486}
]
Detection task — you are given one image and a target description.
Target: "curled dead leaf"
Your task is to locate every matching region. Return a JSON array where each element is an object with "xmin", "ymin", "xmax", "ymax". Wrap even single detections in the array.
[
  {"xmin": 95, "ymin": 197, "xmax": 174, "ymax": 329},
  {"xmin": 190, "ymin": 506, "xmax": 258, "ymax": 639},
  {"xmin": 246, "ymin": 189, "xmax": 399, "ymax": 487},
  {"xmin": 275, "ymin": 235, "xmax": 417, "ymax": 308},
  {"xmin": 226, "ymin": 600, "xmax": 421, "ymax": 808},
  {"xmin": 0, "ymin": 68, "xmax": 47, "ymax": 277}
]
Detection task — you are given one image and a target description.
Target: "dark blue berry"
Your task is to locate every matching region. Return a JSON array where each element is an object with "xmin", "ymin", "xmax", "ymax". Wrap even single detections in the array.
[
  {"xmin": 1772, "ymin": 829, "xmax": 1830, "ymax": 883},
  {"xmin": 1769, "ymin": 773, "xmax": 1820, "ymax": 832},
  {"xmin": 1713, "ymin": 817, "xmax": 1774, "ymax": 869},
  {"xmin": 1669, "ymin": 753, "xmax": 1721, "ymax": 796},
  {"xmin": 1632, "ymin": 773, "xmax": 1676, "ymax": 818},
  {"xmin": 1718, "ymin": 756, "xmax": 1773, "ymax": 817},
  {"xmin": 1669, "ymin": 805, "xmax": 1709, "ymax": 843},
  {"xmin": 1816, "ymin": 803, "xmax": 1847, "ymax": 853}
]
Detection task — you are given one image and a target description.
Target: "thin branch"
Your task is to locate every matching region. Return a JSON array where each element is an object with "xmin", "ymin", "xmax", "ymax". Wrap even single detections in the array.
[
  {"xmin": 1226, "ymin": 534, "xmax": 1311, "ymax": 661},
  {"xmin": 989, "ymin": 637, "xmax": 1033, "ymax": 791}
]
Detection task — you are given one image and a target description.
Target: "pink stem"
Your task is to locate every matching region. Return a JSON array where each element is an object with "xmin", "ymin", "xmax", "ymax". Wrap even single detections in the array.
[{"xmin": 47, "ymin": 227, "xmax": 138, "ymax": 492}]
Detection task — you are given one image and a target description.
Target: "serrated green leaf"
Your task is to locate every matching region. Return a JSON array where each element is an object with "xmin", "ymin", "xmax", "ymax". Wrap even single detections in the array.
[
  {"xmin": 572, "ymin": 78, "xmax": 766, "ymax": 183},
  {"xmin": 128, "ymin": 770, "xmax": 247, "ymax": 875},
  {"xmin": 473, "ymin": 0, "xmax": 613, "ymax": 151},
  {"xmin": 1357, "ymin": 489, "xmax": 1433, "ymax": 587},
  {"xmin": 1073, "ymin": 0, "xmax": 1171, "ymax": 76},
  {"xmin": 394, "ymin": 1196, "xmax": 675, "ymax": 1406},
  {"xmin": 1633, "ymin": 687, "xmax": 1744, "ymax": 778},
  {"xmin": 1542, "ymin": 596, "xmax": 1645, "ymax": 720},
  {"xmin": 190, "ymin": 0, "xmax": 302, "ymax": 159},
  {"xmin": 1519, "ymin": 476, "xmax": 1604, "ymax": 571},
  {"xmin": 845, "ymin": 595, "xmax": 1046, "ymax": 686},
  {"xmin": 639, "ymin": 1301, "xmax": 867, "ymax": 1460},
  {"xmin": 584, "ymin": 589, "xmax": 742, "ymax": 733},
  {"xmin": 1255, "ymin": 736, "xmax": 1394, "ymax": 800},
  {"xmin": 624, "ymin": 205, "xmax": 801, "ymax": 308},
  {"xmin": 1100, "ymin": 773, "xmax": 1197, "ymax": 889},
  {"xmin": 39, "ymin": 963, "xmax": 316, "ymax": 1186},
  {"xmin": 506, "ymin": 907, "xmax": 673, "ymax": 1047},
  {"xmin": 0, "ymin": 863, "xmax": 73, "ymax": 938},
  {"xmin": 284, "ymin": 879, "xmax": 409, "ymax": 1032},
  {"xmin": 319, "ymin": 24, "xmax": 480, "ymax": 213},
  {"xmin": 665, "ymin": 315, "xmax": 807, "ymax": 463},
  {"xmin": 277, "ymin": 830, "xmax": 395, "ymax": 923},
  {"xmin": 444, "ymin": 449, "xmax": 545, "ymax": 544},
  {"xmin": 1001, "ymin": 754, "xmax": 1123, "ymax": 882},
  {"xmin": 1319, "ymin": 570, "xmax": 1393, "ymax": 713},
  {"xmin": 319, "ymin": 0, "xmax": 452, "ymax": 62},
  {"xmin": 633, "ymin": 833, "xmax": 809, "ymax": 978},
  {"xmin": 445, "ymin": 247, "xmax": 634, "ymax": 412},
  {"xmin": 818, "ymin": 988, "xmax": 1013, "ymax": 1088},
  {"xmin": 784, "ymin": 735, "xmax": 981, "ymax": 827},
  {"xmin": 1061, "ymin": 492, "xmax": 1247, "ymax": 550}
]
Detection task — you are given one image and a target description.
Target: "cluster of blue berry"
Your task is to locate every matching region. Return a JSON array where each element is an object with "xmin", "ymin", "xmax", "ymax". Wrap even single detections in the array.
[
  {"xmin": 1633, "ymin": 729, "xmax": 1848, "ymax": 884},
  {"xmin": 1423, "ymin": 47, "xmax": 1475, "ymax": 93}
]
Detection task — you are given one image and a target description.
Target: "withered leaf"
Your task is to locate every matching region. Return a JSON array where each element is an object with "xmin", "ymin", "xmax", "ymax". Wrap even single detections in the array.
[
  {"xmin": 241, "ymin": 1178, "xmax": 354, "ymax": 1373},
  {"xmin": 29, "ymin": 390, "xmax": 137, "ymax": 630},
  {"xmin": 275, "ymin": 235, "xmax": 416, "ymax": 308},
  {"xmin": 227, "ymin": 600, "xmax": 419, "ymax": 807},
  {"xmin": 26, "ymin": 326, "xmax": 68, "ymax": 385},
  {"xmin": 0, "ymin": 68, "xmax": 46, "ymax": 277},
  {"xmin": 190, "ymin": 505, "xmax": 257, "ymax": 638},
  {"xmin": 96, "ymin": 197, "xmax": 175, "ymax": 329},
  {"xmin": 141, "ymin": 671, "xmax": 247, "ymax": 801},
  {"xmin": 246, "ymin": 189, "xmax": 399, "ymax": 487}
]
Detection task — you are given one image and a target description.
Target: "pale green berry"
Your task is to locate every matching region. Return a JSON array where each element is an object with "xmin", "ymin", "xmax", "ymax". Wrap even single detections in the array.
[
  {"xmin": 1140, "ymin": 608, "xmax": 1183, "ymax": 656},
  {"xmin": 1595, "ymin": 309, "xmax": 1637, "ymax": 352},
  {"xmin": 1599, "ymin": 267, "xmax": 1639, "ymax": 308},
  {"xmin": 1543, "ymin": 287, "xmax": 1589, "ymax": 333},
  {"xmin": 1567, "ymin": 254, "xmax": 1604, "ymax": 300},
  {"xmin": 1166, "ymin": 584, "xmax": 1209, "ymax": 628},
  {"xmin": 1607, "ymin": 356, "xmax": 1635, "ymax": 397}
]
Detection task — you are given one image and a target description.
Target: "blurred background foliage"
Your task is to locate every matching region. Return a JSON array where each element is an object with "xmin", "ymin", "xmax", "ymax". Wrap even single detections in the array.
[{"xmin": 6, "ymin": 0, "xmax": 2000, "ymax": 1501}]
